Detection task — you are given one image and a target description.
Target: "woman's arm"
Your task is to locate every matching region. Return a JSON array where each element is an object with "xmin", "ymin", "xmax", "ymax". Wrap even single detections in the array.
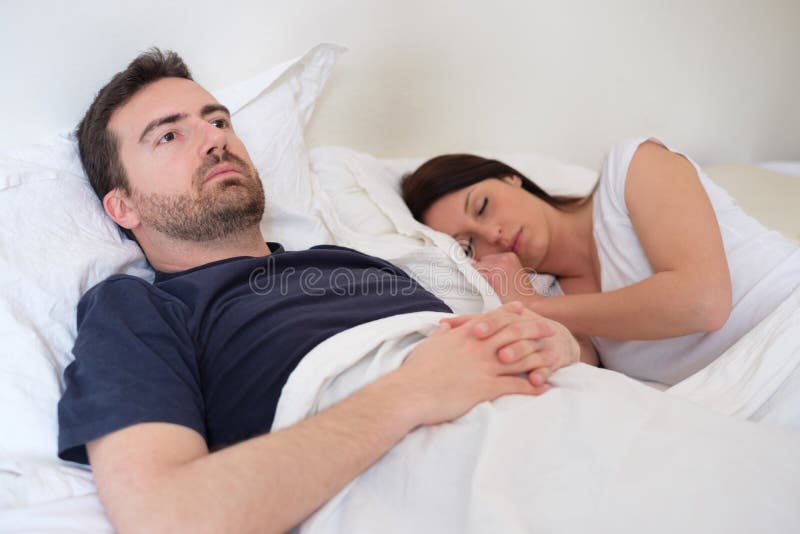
[
  {"xmin": 574, "ymin": 334, "xmax": 599, "ymax": 365},
  {"xmin": 528, "ymin": 141, "xmax": 732, "ymax": 339},
  {"xmin": 477, "ymin": 142, "xmax": 732, "ymax": 340}
]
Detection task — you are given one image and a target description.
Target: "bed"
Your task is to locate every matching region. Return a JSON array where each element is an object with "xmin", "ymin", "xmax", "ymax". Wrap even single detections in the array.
[{"xmin": 2, "ymin": 42, "xmax": 800, "ymax": 533}]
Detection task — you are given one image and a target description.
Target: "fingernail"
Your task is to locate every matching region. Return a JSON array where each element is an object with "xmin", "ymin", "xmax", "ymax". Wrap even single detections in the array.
[
  {"xmin": 502, "ymin": 348, "xmax": 515, "ymax": 361},
  {"xmin": 475, "ymin": 323, "xmax": 490, "ymax": 336}
]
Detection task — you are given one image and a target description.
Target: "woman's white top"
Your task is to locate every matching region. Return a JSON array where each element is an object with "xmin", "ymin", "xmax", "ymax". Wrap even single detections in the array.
[{"xmin": 590, "ymin": 138, "xmax": 800, "ymax": 386}]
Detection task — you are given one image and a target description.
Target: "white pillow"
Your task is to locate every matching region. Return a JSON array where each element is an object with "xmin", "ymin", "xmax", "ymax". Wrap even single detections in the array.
[
  {"xmin": 213, "ymin": 44, "xmax": 344, "ymax": 250},
  {"xmin": 0, "ymin": 43, "xmax": 342, "ymax": 494},
  {"xmin": 309, "ymin": 146, "xmax": 598, "ymax": 314}
]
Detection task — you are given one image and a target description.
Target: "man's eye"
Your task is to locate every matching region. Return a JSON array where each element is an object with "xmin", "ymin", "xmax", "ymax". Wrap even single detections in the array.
[
  {"xmin": 158, "ymin": 132, "xmax": 177, "ymax": 144},
  {"xmin": 211, "ymin": 118, "xmax": 228, "ymax": 129}
]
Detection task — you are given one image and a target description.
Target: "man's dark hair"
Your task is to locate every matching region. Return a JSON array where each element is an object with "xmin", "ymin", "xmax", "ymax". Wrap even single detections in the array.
[{"xmin": 76, "ymin": 48, "xmax": 192, "ymax": 239}]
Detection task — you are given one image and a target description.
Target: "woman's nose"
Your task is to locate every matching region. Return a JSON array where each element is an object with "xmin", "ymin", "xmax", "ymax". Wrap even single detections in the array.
[
  {"xmin": 489, "ymin": 226, "xmax": 503, "ymax": 245},
  {"xmin": 475, "ymin": 226, "xmax": 503, "ymax": 256}
]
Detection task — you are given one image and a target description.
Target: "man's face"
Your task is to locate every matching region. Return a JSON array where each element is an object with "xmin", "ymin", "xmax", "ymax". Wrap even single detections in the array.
[{"xmin": 108, "ymin": 77, "xmax": 265, "ymax": 241}]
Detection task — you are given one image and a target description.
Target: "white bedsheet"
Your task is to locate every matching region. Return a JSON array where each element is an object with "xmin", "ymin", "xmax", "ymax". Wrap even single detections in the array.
[
  {"xmin": 4, "ymin": 287, "xmax": 800, "ymax": 532},
  {"xmin": 0, "ymin": 493, "xmax": 111, "ymax": 534},
  {"xmin": 273, "ymin": 297, "xmax": 800, "ymax": 533},
  {"xmin": 667, "ymin": 281, "xmax": 800, "ymax": 427}
]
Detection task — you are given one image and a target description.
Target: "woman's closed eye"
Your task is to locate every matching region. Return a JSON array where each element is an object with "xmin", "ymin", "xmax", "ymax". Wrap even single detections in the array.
[
  {"xmin": 463, "ymin": 237, "xmax": 474, "ymax": 257},
  {"xmin": 460, "ymin": 198, "xmax": 487, "ymax": 255},
  {"xmin": 476, "ymin": 197, "xmax": 487, "ymax": 216}
]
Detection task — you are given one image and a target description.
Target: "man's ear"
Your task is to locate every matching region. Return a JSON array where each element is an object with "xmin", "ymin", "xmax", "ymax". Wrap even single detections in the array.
[
  {"xmin": 501, "ymin": 175, "xmax": 522, "ymax": 187},
  {"xmin": 103, "ymin": 188, "xmax": 140, "ymax": 231}
]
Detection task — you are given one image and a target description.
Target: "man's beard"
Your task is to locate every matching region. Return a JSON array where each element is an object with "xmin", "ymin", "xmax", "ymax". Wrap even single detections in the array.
[{"xmin": 132, "ymin": 151, "xmax": 266, "ymax": 242}]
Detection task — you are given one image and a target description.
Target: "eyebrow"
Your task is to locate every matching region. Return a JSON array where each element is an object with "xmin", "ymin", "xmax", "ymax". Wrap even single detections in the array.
[
  {"xmin": 138, "ymin": 104, "xmax": 231, "ymax": 143},
  {"xmin": 200, "ymin": 103, "xmax": 231, "ymax": 118},
  {"xmin": 464, "ymin": 187, "xmax": 474, "ymax": 214},
  {"xmin": 139, "ymin": 113, "xmax": 186, "ymax": 143}
]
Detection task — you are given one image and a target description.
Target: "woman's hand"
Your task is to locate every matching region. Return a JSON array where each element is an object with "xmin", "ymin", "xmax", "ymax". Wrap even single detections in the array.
[
  {"xmin": 473, "ymin": 252, "xmax": 545, "ymax": 305},
  {"xmin": 438, "ymin": 302, "xmax": 580, "ymax": 389},
  {"xmin": 397, "ymin": 302, "xmax": 562, "ymax": 426},
  {"xmin": 471, "ymin": 254, "xmax": 598, "ymax": 366}
]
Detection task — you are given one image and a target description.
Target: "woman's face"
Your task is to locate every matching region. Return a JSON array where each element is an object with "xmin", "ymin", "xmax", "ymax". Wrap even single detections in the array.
[{"xmin": 423, "ymin": 176, "xmax": 550, "ymax": 267}]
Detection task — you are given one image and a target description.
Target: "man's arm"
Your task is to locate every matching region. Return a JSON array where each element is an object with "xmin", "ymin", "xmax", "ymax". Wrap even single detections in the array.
[
  {"xmin": 89, "ymin": 376, "xmax": 423, "ymax": 534},
  {"xmin": 88, "ymin": 303, "xmax": 577, "ymax": 534}
]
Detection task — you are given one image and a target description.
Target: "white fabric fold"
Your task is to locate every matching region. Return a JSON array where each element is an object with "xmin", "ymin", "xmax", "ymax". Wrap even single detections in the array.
[
  {"xmin": 667, "ymin": 283, "xmax": 800, "ymax": 427},
  {"xmin": 273, "ymin": 309, "xmax": 800, "ymax": 534}
]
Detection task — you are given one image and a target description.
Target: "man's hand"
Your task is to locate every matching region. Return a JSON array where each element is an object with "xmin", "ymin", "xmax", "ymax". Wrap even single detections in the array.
[
  {"xmin": 473, "ymin": 252, "xmax": 546, "ymax": 305},
  {"xmin": 386, "ymin": 302, "xmax": 578, "ymax": 428},
  {"xmin": 438, "ymin": 302, "xmax": 580, "ymax": 391}
]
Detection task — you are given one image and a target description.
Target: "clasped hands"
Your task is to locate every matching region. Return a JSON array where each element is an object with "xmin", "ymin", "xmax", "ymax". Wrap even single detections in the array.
[{"xmin": 397, "ymin": 301, "xmax": 580, "ymax": 427}]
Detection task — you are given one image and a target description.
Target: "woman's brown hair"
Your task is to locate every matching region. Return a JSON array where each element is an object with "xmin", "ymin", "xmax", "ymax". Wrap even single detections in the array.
[{"xmin": 401, "ymin": 154, "xmax": 591, "ymax": 223}]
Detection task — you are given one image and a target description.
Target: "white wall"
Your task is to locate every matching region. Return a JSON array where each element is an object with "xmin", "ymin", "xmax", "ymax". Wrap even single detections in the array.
[{"xmin": 2, "ymin": 0, "xmax": 798, "ymax": 168}]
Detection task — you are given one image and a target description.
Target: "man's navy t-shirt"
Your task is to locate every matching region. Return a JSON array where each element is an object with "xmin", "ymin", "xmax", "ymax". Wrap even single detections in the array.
[{"xmin": 58, "ymin": 243, "xmax": 450, "ymax": 464}]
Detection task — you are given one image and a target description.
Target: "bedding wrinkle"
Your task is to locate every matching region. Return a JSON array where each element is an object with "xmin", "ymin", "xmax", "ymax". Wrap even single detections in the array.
[
  {"xmin": 667, "ymin": 283, "xmax": 800, "ymax": 427},
  {"xmin": 274, "ymin": 312, "xmax": 800, "ymax": 533}
]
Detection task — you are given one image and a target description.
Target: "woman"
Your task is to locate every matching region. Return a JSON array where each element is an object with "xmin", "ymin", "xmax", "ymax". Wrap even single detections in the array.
[{"xmin": 402, "ymin": 138, "xmax": 800, "ymax": 386}]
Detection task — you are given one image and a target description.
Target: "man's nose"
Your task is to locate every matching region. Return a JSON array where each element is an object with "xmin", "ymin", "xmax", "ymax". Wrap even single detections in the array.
[{"xmin": 199, "ymin": 121, "xmax": 227, "ymax": 157}]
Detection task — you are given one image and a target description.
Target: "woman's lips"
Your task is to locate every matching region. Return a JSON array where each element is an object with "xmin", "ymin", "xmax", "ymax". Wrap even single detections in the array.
[{"xmin": 511, "ymin": 229, "xmax": 523, "ymax": 254}]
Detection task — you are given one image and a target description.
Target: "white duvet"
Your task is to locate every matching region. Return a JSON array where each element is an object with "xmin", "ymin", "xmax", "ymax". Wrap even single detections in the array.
[
  {"xmin": 4, "ymin": 288, "xmax": 799, "ymax": 532},
  {"xmin": 273, "ymin": 286, "xmax": 800, "ymax": 534}
]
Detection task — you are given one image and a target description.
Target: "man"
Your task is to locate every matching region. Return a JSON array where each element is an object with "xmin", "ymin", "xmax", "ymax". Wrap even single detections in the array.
[{"xmin": 57, "ymin": 49, "xmax": 579, "ymax": 533}]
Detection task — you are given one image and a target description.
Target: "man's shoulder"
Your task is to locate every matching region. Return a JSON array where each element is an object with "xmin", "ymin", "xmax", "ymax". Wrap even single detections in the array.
[
  {"xmin": 306, "ymin": 244, "xmax": 388, "ymax": 263},
  {"xmin": 78, "ymin": 273, "xmax": 178, "ymax": 323},
  {"xmin": 304, "ymin": 244, "xmax": 408, "ymax": 274},
  {"xmin": 82, "ymin": 273, "xmax": 154, "ymax": 300},
  {"xmin": 307, "ymin": 244, "xmax": 360, "ymax": 254}
]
